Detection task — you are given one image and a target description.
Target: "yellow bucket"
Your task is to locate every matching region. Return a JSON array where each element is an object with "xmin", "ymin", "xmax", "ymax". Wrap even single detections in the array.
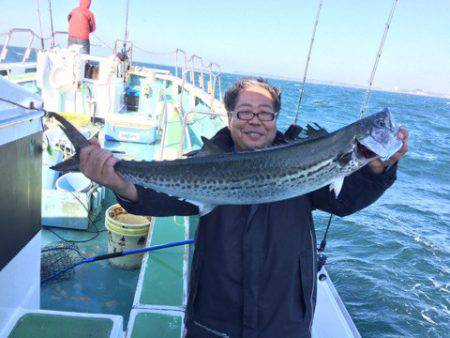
[
  {"xmin": 105, "ymin": 204, "xmax": 152, "ymax": 269},
  {"xmin": 59, "ymin": 112, "xmax": 91, "ymax": 127}
]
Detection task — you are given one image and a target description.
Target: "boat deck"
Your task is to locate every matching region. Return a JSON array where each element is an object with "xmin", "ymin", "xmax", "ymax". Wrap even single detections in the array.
[{"xmin": 41, "ymin": 99, "xmax": 224, "ymax": 330}]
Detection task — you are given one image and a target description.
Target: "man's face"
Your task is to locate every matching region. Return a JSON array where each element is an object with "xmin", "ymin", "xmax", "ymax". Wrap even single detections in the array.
[{"xmin": 228, "ymin": 85, "xmax": 277, "ymax": 150}]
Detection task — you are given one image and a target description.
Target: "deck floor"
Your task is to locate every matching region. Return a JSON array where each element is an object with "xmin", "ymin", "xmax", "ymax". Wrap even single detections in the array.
[
  {"xmin": 41, "ymin": 189, "xmax": 141, "ymax": 326},
  {"xmin": 40, "ymin": 105, "xmax": 225, "ymax": 329}
]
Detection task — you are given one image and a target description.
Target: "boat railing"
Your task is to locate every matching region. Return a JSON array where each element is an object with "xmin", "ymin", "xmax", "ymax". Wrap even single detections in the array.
[
  {"xmin": 175, "ymin": 48, "xmax": 187, "ymax": 81},
  {"xmin": 0, "ymin": 28, "xmax": 42, "ymax": 63},
  {"xmin": 208, "ymin": 62, "xmax": 223, "ymax": 113},
  {"xmin": 158, "ymin": 94, "xmax": 169, "ymax": 160},
  {"xmin": 0, "ymin": 28, "xmax": 118, "ymax": 64},
  {"xmin": 184, "ymin": 54, "xmax": 223, "ymax": 116},
  {"xmin": 179, "ymin": 110, "xmax": 228, "ymax": 155},
  {"xmin": 175, "ymin": 48, "xmax": 188, "ymax": 113},
  {"xmin": 90, "ymin": 33, "xmax": 115, "ymax": 51},
  {"xmin": 189, "ymin": 54, "xmax": 205, "ymax": 89},
  {"xmin": 45, "ymin": 31, "xmax": 112, "ymax": 51}
]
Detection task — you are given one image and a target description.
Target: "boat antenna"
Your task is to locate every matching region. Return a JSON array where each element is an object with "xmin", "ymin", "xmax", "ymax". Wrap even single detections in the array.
[
  {"xmin": 36, "ymin": 0, "xmax": 45, "ymax": 49},
  {"xmin": 122, "ymin": 0, "xmax": 130, "ymax": 56},
  {"xmin": 293, "ymin": 0, "xmax": 323, "ymax": 125},
  {"xmin": 47, "ymin": 0, "xmax": 55, "ymax": 47},
  {"xmin": 284, "ymin": 0, "xmax": 323, "ymax": 140},
  {"xmin": 359, "ymin": 0, "xmax": 399, "ymax": 118}
]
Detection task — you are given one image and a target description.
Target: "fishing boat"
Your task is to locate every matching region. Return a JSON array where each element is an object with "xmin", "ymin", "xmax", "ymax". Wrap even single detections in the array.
[{"xmin": 0, "ymin": 13, "xmax": 360, "ymax": 338}]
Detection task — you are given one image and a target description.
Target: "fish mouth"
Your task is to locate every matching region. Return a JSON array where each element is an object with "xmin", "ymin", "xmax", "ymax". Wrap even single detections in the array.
[
  {"xmin": 357, "ymin": 131, "xmax": 403, "ymax": 161},
  {"xmin": 356, "ymin": 141, "xmax": 378, "ymax": 160}
]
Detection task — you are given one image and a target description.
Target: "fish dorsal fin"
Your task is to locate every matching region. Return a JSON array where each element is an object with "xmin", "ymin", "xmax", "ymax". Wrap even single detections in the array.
[
  {"xmin": 305, "ymin": 123, "xmax": 328, "ymax": 139},
  {"xmin": 284, "ymin": 122, "xmax": 329, "ymax": 142},
  {"xmin": 200, "ymin": 136, "xmax": 225, "ymax": 155},
  {"xmin": 48, "ymin": 112, "xmax": 90, "ymax": 151},
  {"xmin": 284, "ymin": 124, "xmax": 304, "ymax": 141}
]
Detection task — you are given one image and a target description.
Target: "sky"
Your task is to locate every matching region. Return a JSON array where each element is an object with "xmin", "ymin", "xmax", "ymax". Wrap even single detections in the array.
[{"xmin": 1, "ymin": 0, "xmax": 449, "ymax": 95}]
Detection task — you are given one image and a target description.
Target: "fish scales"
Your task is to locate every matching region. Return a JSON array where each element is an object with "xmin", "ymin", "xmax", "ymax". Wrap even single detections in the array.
[{"xmin": 48, "ymin": 109, "xmax": 402, "ymax": 207}]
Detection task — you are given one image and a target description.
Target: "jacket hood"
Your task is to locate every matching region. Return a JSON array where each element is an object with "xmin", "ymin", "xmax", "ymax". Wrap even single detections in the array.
[{"xmin": 79, "ymin": 0, "xmax": 91, "ymax": 9}]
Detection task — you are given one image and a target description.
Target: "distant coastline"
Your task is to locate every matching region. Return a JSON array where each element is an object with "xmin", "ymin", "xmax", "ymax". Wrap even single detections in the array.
[{"xmin": 230, "ymin": 70, "xmax": 450, "ymax": 100}]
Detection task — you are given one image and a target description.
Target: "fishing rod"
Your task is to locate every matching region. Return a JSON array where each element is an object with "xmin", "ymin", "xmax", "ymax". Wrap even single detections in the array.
[
  {"xmin": 41, "ymin": 239, "xmax": 195, "ymax": 284},
  {"xmin": 359, "ymin": 0, "xmax": 399, "ymax": 118},
  {"xmin": 285, "ymin": 0, "xmax": 323, "ymax": 140},
  {"xmin": 36, "ymin": 0, "xmax": 45, "ymax": 49},
  {"xmin": 293, "ymin": 0, "xmax": 323, "ymax": 125},
  {"xmin": 47, "ymin": 0, "xmax": 55, "ymax": 48},
  {"xmin": 315, "ymin": 1, "xmax": 400, "ymax": 279}
]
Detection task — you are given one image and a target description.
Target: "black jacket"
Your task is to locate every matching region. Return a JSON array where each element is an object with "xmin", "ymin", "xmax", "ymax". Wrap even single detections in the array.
[{"xmin": 117, "ymin": 127, "xmax": 397, "ymax": 338}]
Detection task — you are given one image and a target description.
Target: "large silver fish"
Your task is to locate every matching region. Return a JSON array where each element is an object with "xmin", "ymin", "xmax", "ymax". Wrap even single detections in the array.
[{"xmin": 49, "ymin": 109, "xmax": 402, "ymax": 209}]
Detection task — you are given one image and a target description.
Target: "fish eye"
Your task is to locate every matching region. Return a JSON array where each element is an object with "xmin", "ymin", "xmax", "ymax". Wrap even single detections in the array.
[{"xmin": 375, "ymin": 118, "xmax": 386, "ymax": 128}]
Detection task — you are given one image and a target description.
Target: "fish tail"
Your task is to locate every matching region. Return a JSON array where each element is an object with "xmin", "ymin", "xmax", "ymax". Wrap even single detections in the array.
[{"xmin": 47, "ymin": 112, "xmax": 90, "ymax": 172}]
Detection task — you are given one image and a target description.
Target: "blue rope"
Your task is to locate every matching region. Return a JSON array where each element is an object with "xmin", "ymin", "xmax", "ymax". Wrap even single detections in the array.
[{"xmin": 42, "ymin": 239, "xmax": 195, "ymax": 284}]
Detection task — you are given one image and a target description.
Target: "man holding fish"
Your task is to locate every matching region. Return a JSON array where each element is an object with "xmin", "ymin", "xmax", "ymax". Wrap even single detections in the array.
[{"xmin": 76, "ymin": 77, "xmax": 408, "ymax": 337}]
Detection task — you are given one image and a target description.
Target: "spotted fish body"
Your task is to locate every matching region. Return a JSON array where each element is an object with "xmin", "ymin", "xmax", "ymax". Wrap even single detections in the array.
[{"xmin": 50, "ymin": 109, "xmax": 402, "ymax": 205}]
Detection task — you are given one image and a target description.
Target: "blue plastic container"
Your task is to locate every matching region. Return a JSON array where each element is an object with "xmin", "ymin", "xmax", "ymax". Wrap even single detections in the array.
[
  {"xmin": 56, "ymin": 172, "xmax": 91, "ymax": 192},
  {"xmin": 125, "ymin": 88, "xmax": 140, "ymax": 111}
]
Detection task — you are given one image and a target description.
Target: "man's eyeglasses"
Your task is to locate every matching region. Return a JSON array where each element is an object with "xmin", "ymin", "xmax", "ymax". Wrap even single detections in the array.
[{"xmin": 231, "ymin": 110, "xmax": 278, "ymax": 122}]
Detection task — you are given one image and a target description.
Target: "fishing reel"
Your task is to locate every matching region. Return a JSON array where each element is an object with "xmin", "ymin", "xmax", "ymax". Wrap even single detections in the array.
[
  {"xmin": 317, "ymin": 250, "xmax": 327, "ymax": 281},
  {"xmin": 316, "ymin": 213, "xmax": 333, "ymax": 281}
]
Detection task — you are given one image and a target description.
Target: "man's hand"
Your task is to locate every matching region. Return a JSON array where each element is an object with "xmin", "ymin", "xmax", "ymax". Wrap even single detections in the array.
[
  {"xmin": 368, "ymin": 127, "xmax": 409, "ymax": 174},
  {"xmin": 80, "ymin": 138, "xmax": 138, "ymax": 202}
]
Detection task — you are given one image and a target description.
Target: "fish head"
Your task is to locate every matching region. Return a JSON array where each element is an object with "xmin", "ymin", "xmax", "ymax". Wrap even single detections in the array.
[{"xmin": 356, "ymin": 109, "xmax": 403, "ymax": 162}]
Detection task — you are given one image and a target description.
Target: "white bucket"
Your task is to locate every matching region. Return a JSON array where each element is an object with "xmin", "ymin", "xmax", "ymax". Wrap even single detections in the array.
[
  {"xmin": 105, "ymin": 204, "xmax": 152, "ymax": 269},
  {"xmin": 42, "ymin": 149, "xmax": 63, "ymax": 189},
  {"xmin": 56, "ymin": 172, "xmax": 91, "ymax": 192}
]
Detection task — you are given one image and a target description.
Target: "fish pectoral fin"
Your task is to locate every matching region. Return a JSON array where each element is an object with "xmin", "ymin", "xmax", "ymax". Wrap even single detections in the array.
[
  {"xmin": 183, "ymin": 149, "xmax": 201, "ymax": 157},
  {"xmin": 330, "ymin": 177, "xmax": 345, "ymax": 198},
  {"xmin": 200, "ymin": 136, "xmax": 225, "ymax": 155},
  {"xmin": 185, "ymin": 199, "xmax": 216, "ymax": 216}
]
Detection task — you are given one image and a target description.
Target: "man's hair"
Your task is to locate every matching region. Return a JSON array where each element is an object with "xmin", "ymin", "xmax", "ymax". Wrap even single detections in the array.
[{"xmin": 223, "ymin": 77, "xmax": 281, "ymax": 113}]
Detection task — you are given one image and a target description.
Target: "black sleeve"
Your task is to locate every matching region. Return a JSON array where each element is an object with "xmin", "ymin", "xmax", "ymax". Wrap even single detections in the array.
[
  {"xmin": 310, "ymin": 163, "xmax": 397, "ymax": 217},
  {"xmin": 115, "ymin": 185, "xmax": 199, "ymax": 216}
]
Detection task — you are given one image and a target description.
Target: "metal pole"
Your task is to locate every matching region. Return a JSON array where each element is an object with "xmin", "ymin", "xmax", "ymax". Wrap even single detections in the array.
[{"xmin": 48, "ymin": 0, "xmax": 55, "ymax": 47}]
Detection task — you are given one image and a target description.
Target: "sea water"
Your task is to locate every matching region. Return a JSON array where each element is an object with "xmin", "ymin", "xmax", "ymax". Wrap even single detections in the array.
[{"xmin": 220, "ymin": 73, "xmax": 449, "ymax": 338}]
